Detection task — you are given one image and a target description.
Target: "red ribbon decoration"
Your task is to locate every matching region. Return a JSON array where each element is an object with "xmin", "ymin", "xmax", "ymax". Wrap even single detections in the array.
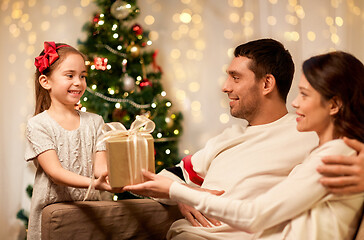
[
  {"xmin": 94, "ymin": 57, "xmax": 108, "ymax": 71},
  {"xmin": 34, "ymin": 41, "xmax": 69, "ymax": 74},
  {"xmin": 139, "ymin": 78, "xmax": 152, "ymax": 89},
  {"xmin": 152, "ymin": 50, "xmax": 162, "ymax": 73}
]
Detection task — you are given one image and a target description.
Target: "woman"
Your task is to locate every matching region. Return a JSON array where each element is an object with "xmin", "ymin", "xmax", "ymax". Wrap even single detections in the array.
[{"xmin": 124, "ymin": 51, "xmax": 364, "ymax": 239}]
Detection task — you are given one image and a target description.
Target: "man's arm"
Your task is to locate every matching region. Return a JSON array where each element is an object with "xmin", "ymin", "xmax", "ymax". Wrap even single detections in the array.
[
  {"xmin": 126, "ymin": 141, "xmax": 356, "ymax": 233},
  {"xmin": 317, "ymin": 137, "xmax": 364, "ymax": 194},
  {"xmin": 156, "ymin": 155, "xmax": 206, "ymax": 200},
  {"xmin": 177, "ymin": 202, "xmax": 222, "ymax": 227},
  {"xmin": 157, "ymin": 156, "xmax": 224, "ymax": 227},
  {"xmin": 125, "ymin": 170, "xmax": 224, "ymax": 227}
]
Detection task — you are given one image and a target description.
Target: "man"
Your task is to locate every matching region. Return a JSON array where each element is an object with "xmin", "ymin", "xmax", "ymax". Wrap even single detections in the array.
[{"xmin": 153, "ymin": 38, "xmax": 319, "ymax": 239}]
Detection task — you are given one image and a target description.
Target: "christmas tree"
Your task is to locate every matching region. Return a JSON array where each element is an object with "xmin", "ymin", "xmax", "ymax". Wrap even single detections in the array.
[
  {"xmin": 17, "ymin": 0, "xmax": 184, "ymax": 230},
  {"xmin": 78, "ymin": 0, "xmax": 183, "ymax": 174}
]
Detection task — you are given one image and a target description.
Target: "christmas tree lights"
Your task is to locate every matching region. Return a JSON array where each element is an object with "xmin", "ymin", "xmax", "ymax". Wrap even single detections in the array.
[{"xmin": 78, "ymin": 0, "xmax": 183, "ymax": 175}]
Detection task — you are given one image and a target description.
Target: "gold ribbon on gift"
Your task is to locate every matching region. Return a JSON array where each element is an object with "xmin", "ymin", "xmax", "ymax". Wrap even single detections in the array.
[{"xmin": 84, "ymin": 116, "xmax": 155, "ymax": 201}]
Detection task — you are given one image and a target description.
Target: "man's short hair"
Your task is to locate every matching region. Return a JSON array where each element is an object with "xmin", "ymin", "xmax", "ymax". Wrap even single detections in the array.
[{"xmin": 234, "ymin": 39, "xmax": 294, "ymax": 102}]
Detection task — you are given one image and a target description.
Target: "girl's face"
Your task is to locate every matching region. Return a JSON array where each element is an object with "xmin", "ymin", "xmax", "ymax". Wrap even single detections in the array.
[
  {"xmin": 47, "ymin": 53, "xmax": 87, "ymax": 108},
  {"xmin": 291, "ymin": 74, "xmax": 335, "ymax": 144}
]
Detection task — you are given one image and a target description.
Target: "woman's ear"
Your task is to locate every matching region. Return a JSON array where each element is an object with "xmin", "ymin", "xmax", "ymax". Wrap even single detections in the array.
[
  {"xmin": 262, "ymin": 74, "xmax": 276, "ymax": 96},
  {"xmin": 329, "ymin": 96, "xmax": 342, "ymax": 116},
  {"xmin": 39, "ymin": 75, "xmax": 51, "ymax": 90}
]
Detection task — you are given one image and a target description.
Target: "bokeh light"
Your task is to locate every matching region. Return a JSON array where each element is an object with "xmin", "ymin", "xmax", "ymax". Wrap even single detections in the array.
[
  {"xmin": 180, "ymin": 12, "xmax": 192, "ymax": 23},
  {"xmin": 145, "ymin": 15, "xmax": 155, "ymax": 25}
]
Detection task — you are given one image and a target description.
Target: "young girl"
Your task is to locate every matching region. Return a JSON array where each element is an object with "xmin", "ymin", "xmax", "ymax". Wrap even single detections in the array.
[
  {"xmin": 124, "ymin": 51, "xmax": 364, "ymax": 239},
  {"xmin": 25, "ymin": 42, "xmax": 112, "ymax": 239}
]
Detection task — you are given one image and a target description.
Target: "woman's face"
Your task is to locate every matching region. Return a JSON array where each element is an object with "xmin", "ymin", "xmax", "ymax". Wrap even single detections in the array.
[{"xmin": 291, "ymin": 74, "xmax": 335, "ymax": 144}]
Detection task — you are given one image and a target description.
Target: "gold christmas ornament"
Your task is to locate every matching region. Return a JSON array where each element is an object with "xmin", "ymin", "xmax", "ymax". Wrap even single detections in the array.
[
  {"xmin": 127, "ymin": 43, "xmax": 140, "ymax": 58},
  {"xmin": 165, "ymin": 117, "xmax": 174, "ymax": 128}
]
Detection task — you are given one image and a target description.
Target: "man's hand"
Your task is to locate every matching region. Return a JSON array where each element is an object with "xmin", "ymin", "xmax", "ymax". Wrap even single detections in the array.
[
  {"xmin": 123, "ymin": 170, "xmax": 173, "ymax": 199},
  {"xmin": 178, "ymin": 203, "xmax": 222, "ymax": 227},
  {"xmin": 179, "ymin": 187, "xmax": 224, "ymax": 227},
  {"xmin": 317, "ymin": 137, "xmax": 364, "ymax": 194}
]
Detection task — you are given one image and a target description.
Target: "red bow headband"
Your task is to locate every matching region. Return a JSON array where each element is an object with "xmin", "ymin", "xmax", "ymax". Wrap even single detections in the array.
[{"xmin": 34, "ymin": 41, "xmax": 70, "ymax": 74}]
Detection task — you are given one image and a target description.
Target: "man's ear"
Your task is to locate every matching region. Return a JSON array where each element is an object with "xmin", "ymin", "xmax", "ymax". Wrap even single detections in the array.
[
  {"xmin": 329, "ymin": 96, "xmax": 342, "ymax": 116},
  {"xmin": 262, "ymin": 74, "xmax": 276, "ymax": 96},
  {"xmin": 39, "ymin": 75, "xmax": 51, "ymax": 90}
]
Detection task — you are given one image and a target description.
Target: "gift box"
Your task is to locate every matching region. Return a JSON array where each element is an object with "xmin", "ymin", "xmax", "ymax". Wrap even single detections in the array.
[{"xmin": 102, "ymin": 116, "xmax": 155, "ymax": 188}]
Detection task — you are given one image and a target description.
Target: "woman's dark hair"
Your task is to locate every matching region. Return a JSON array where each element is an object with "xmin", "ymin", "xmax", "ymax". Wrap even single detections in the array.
[
  {"xmin": 303, "ymin": 51, "xmax": 364, "ymax": 142},
  {"xmin": 34, "ymin": 43, "xmax": 86, "ymax": 115},
  {"xmin": 234, "ymin": 38, "xmax": 295, "ymax": 103}
]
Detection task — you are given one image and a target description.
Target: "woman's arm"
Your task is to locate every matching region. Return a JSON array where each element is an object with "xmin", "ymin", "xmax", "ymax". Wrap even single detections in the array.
[{"xmin": 37, "ymin": 149, "xmax": 112, "ymax": 191}]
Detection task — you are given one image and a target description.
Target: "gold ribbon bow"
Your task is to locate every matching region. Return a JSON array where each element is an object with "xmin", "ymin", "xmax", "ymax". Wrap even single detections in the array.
[{"xmin": 101, "ymin": 115, "xmax": 155, "ymax": 141}]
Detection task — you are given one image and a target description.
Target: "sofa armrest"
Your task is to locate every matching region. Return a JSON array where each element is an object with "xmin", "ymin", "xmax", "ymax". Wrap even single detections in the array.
[{"xmin": 41, "ymin": 199, "xmax": 183, "ymax": 240}]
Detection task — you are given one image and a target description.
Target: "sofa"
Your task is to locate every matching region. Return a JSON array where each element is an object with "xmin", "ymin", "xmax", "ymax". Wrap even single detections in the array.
[
  {"xmin": 41, "ymin": 199, "xmax": 182, "ymax": 240},
  {"xmin": 41, "ymin": 199, "xmax": 364, "ymax": 240}
]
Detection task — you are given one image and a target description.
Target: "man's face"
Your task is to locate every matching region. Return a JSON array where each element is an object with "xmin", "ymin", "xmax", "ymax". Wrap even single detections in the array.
[{"xmin": 222, "ymin": 56, "xmax": 262, "ymax": 123}]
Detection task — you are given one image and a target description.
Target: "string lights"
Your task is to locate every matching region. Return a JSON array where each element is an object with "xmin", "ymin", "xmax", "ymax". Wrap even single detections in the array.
[
  {"xmin": 85, "ymin": 87, "xmax": 151, "ymax": 109},
  {"xmin": 3, "ymin": 0, "xmax": 364, "ymax": 156}
]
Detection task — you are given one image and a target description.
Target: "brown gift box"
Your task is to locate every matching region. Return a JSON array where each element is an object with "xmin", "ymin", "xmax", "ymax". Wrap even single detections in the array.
[{"xmin": 105, "ymin": 133, "xmax": 155, "ymax": 188}]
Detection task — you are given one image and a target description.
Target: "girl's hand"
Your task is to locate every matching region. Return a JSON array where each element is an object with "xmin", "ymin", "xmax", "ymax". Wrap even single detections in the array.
[
  {"xmin": 93, "ymin": 171, "xmax": 113, "ymax": 191},
  {"xmin": 123, "ymin": 170, "xmax": 173, "ymax": 199}
]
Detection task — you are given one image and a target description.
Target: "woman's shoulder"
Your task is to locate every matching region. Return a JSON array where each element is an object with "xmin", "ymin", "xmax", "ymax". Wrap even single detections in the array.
[{"xmin": 313, "ymin": 139, "xmax": 356, "ymax": 156}]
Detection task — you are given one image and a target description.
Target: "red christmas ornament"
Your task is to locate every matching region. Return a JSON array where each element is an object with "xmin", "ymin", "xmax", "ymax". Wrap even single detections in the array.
[
  {"xmin": 112, "ymin": 108, "xmax": 127, "ymax": 122},
  {"xmin": 93, "ymin": 14, "xmax": 100, "ymax": 23},
  {"xmin": 131, "ymin": 24, "xmax": 143, "ymax": 36},
  {"xmin": 94, "ymin": 57, "xmax": 108, "ymax": 70},
  {"xmin": 139, "ymin": 78, "xmax": 152, "ymax": 89}
]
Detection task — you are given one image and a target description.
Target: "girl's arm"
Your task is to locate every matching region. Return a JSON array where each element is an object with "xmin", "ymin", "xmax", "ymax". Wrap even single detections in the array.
[
  {"xmin": 37, "ymin": 149, "xmax": 112, "ymax": 191},
  {"xmin": 93, "ymin": 150, "xmax": 108, "ymax": 178}
]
